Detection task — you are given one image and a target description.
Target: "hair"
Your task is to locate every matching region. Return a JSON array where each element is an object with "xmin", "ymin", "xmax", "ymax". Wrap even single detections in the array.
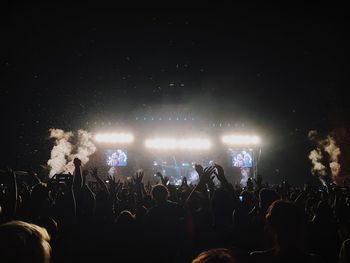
[
  {"xmin": 151, "ymin": 184, "xmax": 169, "ymax": 203},
  {"xmin": 259, "ymin": 188, "xmax": 280, "ymax": 213},
  {"xmin": 266, "ymin": 200, "xmax": 305, "ymax": 248},
  {"xmin": 117, "ymin": 210, "xmax": 135, "ymax": 225},
  {"xmin": 0, "ymin": 220, "xmax": 51, "ymax": 263},
  {"xmin": 192, "ymin": 248, "xmax": 236, "ymax": 263}
]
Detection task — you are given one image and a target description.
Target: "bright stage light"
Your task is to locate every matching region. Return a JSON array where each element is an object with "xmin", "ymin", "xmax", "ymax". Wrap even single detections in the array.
[
  {"xmin": 145, "ymin": 138, "xmax": 211, "ymax": 150},
  {"xmin": 222, "ymin": 135, "xmax": 260, "ymax": 145},
  {"xmin": 94, "ymin": 133, "xmax": 134, "ymax": 143}
]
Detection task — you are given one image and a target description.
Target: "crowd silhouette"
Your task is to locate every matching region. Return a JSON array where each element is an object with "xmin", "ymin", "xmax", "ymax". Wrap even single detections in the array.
[{"xmin": 0, "ymin": 157, "xmax": 349, "ymax": 262}]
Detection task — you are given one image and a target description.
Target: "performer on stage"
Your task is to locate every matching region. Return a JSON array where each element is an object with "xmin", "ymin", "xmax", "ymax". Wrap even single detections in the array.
[
  {"xmin": 242, "ymin": 150, "xmax": 253, "ymax": 167},
  {"xmin": 233, "ymin": 153, "xmax": 244, "ymax": 167},
  {"xmin": 117, "ymin": 149, "xmax": 127, "ymax": 166},
  {"xmin": 107, "ymin": 152, "xmax": 119, "ymax": 166}
]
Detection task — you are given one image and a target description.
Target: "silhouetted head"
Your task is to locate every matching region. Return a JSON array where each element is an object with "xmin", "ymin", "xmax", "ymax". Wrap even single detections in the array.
[
  {"xmin": 151, "ymin": 184, "xmax": 169, "ymax": 204},
  {"xmin": 266, "ymin": 200, "xmax": 305, "ymax": 250},
  {"xmin": 192, "ymin": 248, "xmax": 236, "ymax": 263},
  {"xmin": 259, "ymin": 188, "xmax": 280, "ymax": 213},
  {"xmin": 240, "ymin": 190, "xmax": 254, "ymax": 208},
  {"xmin": 35, "ymin": 217, "xmax": 58, "ymax": 242},
  {"xmin": 116, "ymin": 210, "xmax": 135, "ymax": 226},
  {"xmin": 314, "ymin": 200, "xmax": 333, "ymax": 223},
  {"xmin": 31, "ymin": 183, "xmax": 48, "ymax": 202},
  {"xmin": 0, "ymin": 220, "xmax": 51, "ymax": 263}
]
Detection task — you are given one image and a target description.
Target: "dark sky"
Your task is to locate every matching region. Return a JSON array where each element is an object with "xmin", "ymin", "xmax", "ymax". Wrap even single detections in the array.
[{"xmin": 1, "ymin": 3, "xmax": 348, "ymax": 184}]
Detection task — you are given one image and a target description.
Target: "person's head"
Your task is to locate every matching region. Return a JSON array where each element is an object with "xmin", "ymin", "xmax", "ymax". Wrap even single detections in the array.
[
  {"xmin": 266, "ymin": 200, "xmax": 305, "ymax": 250},
  {"xmin": 0, "ymin": 220, "xmax": 51, "ymax": 263},
  {"xmin": 116, "ymin": 210, "xmax": 135, "ymax": 226},
  {"xmin": 31, "ymin": 183, "xmax": 49, "ymax": 202},
  {"xmin": 151, "ymin": 184, "xmax": 169, "ymax": 204},
  {"xmin": 212, "ymin": 188, "xmax": 234, "ymax": 227},
  {"xmin": 240, "ymin": 190, "xmax": 254, "ymax": 207},
  {"xmin": 314, "ymin": 200, "xmax": 333, "ymax": 222},
  {"xmin": 192, "ymin": 248, "xmax": 236, "ymax": 263},
  {"xmin": 259, "ymin": 188, "xmax": 280, "ymax": 213}
]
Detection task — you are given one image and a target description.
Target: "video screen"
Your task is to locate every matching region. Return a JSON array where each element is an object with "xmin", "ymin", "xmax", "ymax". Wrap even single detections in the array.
[
  {"xmin": 105, "ymin": 149, "xmax": 128, "ymax": 167},
  {"xmin": 229, "ymin": 149, "xmax": 253, "ymax": 168}
]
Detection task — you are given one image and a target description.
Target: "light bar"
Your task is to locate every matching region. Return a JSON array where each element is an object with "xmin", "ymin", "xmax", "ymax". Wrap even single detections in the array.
[
  {"xmin": 222, "ymin": 135, "xmax": 260, "ymax": 145},
  {"xmin": 94, "ymin": 133, "xmax": 134, "ymax": 143},
  {"xmin": 145, "ymin": 138, "xmax": 211, "ymax": 150}
]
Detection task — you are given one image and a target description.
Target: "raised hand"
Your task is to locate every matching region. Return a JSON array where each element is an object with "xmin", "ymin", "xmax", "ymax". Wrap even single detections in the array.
[
  {"xmin": 73, "ymin": 158, "xmax": 82, "ymax": 167},
  {"xmin": 156, "ymin": 171, "xmax": 168, "ymax": 185},
  {"xmin": 214, "ymin": 163, "xmax": 226, "ymax": 183},
  {"xmin": 199, "ymin": 166, "xmax": 216, "ymax": 185},
  {"xmin": 195, "ymin": 164, "xmax": 204, "ymax": 176},
  {"xmin": 133, "ymin": 170, "xmax": 144, "ymax": 185}
]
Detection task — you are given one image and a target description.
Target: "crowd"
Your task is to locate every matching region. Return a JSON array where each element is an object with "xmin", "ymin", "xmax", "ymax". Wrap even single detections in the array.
[{"xmin": 0, "ymin": 157, "xmax": 350, "ymax": 262}]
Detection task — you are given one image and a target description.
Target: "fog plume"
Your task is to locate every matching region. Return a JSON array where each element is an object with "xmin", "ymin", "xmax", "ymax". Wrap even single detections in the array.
[
  {"xmin": 308, "ymin": 130, "xmax": 341, "ymax": 181},
  {"xmin": 47, "ymin": 128, "xmax": 96, "ymax": 177}
]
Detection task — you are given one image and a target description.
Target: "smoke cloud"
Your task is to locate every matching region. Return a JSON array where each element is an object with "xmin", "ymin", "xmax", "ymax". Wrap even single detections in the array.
[
  {"xmin": 47, "ymin": 128, "xmax": 96, "ymax": 178},
  {"xmin": 324, "ymin": 136, "xmax": 341, "ymax": 180},
  {"xmin": 308, "ymin": 148, "xmax": 326, "ymax": 176},
  {"xmin": 308, "ymin": 130, "xmax": 341, "ymax": 181}
]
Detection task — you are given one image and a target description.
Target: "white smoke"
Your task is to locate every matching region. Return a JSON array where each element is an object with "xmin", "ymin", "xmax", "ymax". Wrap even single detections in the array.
[
  {"xmin": 47, "ymin": 128, "xmax": 96, "ymax": 178},
  {"xmin": 47, "ymin": 129, "xmax": 73, "ymax": 177},
  {"xmin": 308, "ymin": 148, "xmax": 326, "ymax": 176},
  {"xmin": 324, "ymin": 136, "xmax": 341, "ymax": 180},
  {"xmin": 308, "ymin": 130, "xmax": 341, "ymax": 181}
]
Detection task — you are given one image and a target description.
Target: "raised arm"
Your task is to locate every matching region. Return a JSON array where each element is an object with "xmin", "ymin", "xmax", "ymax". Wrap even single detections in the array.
[
  {"xmin": 72, "ymin": 158, "xmax": 83, "ymax": 193},
  {"xmin": 214, "ymin": 163, "xmax": 233, "ymax": 193},
  {"xmin": 91, "ymin": 167, "xmax": 109, "ymax": 195},
  {"xmin": 186, "ymin": 165, "xmax": 216, "ymax": 203}
]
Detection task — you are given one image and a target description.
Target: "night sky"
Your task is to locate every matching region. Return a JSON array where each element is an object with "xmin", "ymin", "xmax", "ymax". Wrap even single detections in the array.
[{"xmin": 1, "ymin": 3, "xmax": 348, "ymax": 184}]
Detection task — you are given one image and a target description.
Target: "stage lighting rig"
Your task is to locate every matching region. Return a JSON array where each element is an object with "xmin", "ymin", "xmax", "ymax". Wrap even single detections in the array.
[
  {"xmin": 145, "ymin": 138, "xmax": 211, "ymax": 150},
  {"xmin": 94, "ymin": 133, "xmax": 134, "ymax": 143},
  {"xmin": 221, "ymin": 135, "xmax": 260, "ymax": 145}
]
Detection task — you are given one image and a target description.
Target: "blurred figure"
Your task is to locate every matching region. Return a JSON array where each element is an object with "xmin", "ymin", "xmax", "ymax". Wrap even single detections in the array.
[
  {"xmin": 339, "ymin": 238, "xmax": 350, "ymax": 263},
  {"xmin": 146, "ymin": 184, "xmax": 186, "ymax": 262},
  {"xmin": 307, "ymin": 200, "xmax": 340, "ymax": 263},
  {"xmin": 0, "ymin": 220, "xmax": 51, "ymax": 263},
  {"xmin": 250, "ymin": 200, "xmax": 322, "ymax": 263}
]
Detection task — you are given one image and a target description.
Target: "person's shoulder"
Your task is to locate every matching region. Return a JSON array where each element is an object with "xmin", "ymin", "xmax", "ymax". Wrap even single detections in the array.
[
  {"xmin": 166, "ymin": 200, "xmax": 179, "ymax": 206},
  {"xmin": 250, "ymin": 249, "xmax": 274, "ymax": 261},
  {"xmin": 167, "ymin": 200, "xmax": 184, "ymax": 209},
  {"xmin": 250, "ymin": 249, "xmax": 274, "ymax": 256}
]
